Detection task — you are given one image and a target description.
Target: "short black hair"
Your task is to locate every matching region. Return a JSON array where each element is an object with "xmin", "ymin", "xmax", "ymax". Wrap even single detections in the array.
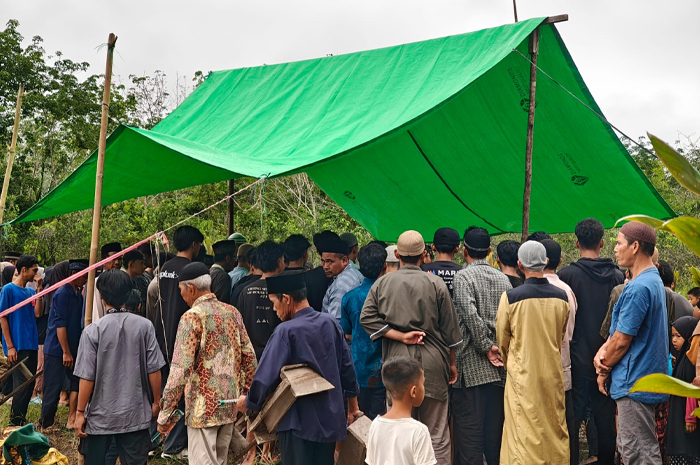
[
  {"xmin": 463, "ymin": 226, "xmax": 489, "ymax": 260},
  {"xmin": 496, "ymin": 240, "xmax": 520, "ymax": 268},
  {"xmin": 124, "ymin": 289, "xmax": 142, "ymax": 313},
  {"xmin": 526, "ymin": 231, "xmax": 551, "ymax": 242},
  {"xmin": 434, "ymin": 243, "xmax": 458, "ymax": 254},
  {"xmin": 173, "ymin": 226, "xmax": 204, "ymax": 252},
  {"xmin": 256, "ymin": 241, "xmax": 285, "ymax": 273},
  {"xmin": 123, "ymin": 249, "xmax": 145, "ymax": 269},
  {"xmin": 623, "ymin": 235, "xmax": 655, "ymax": 257},
  {"xmin": 214, "ymin": 250, "xmax": 235, "ymax": 263},
  {"xmin": 97, "ymin": 269, "xmax": 133, "ymax": 308},
  {"xmin": 245, "ymin": 247, "xmax": 257, "ymax": 268},
  {"xmin": 575, "ymin": 218, "xmax": 604, "ymax": 250},
  {"xmin": 688, "ymin": 287, "xmax": 700, "ymax": 298},
  {"xmin": 541, "ymin": 239, "xmax": 562, "ymax": 271},
  {"xmin": 657, "ymin": 260, "xmax": 674, "ymax": 287},
  {"xmin": 15, "ymin": 255, "xmax": 38, "ymax": 274},
  {"xmin": 358, "ymin": 243, "xmax": 387, "ymax": 279},
  {"xmin": 284, "ymin": 234, "xmax": 311, "ymax": 263},
  {"xmin": 399, "ymin": 254, "xmax": 422, "ymax": 265},
  {"xmin": 272, "ymin": 287, "xmax": 308, "ymax": 303},
  {"xmin": 382, "ymin": 357, "xmax": 423, "ymax": 399},
  {"xmin": 368, "ymin": 240, "xmax": 388, "ymax": 249}
]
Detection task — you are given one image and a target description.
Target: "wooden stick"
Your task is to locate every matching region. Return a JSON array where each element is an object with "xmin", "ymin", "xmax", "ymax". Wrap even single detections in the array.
[
  {"xmin": 521, "ymin": 28, "xmax": 539, "ymax": 243},
  {"xmin": 84, "ymin": 33, "xmax": 117, "ymax": 328},
  {"xmin": 512, "ymin": 0, "xmax": 518, "ymax": 22},
  {"xmin": 228, "ymin": 179, "xmax": 235, "ymax": 235},
  {"xmin": 0, "ymin": 85, "xmax": 24, "ymax": 225}
]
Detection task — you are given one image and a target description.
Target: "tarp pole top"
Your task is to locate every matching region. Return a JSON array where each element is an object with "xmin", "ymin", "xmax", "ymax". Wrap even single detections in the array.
[{"xmin": 543, "ymin": 14, "xmax": 568, "ymax": 24}]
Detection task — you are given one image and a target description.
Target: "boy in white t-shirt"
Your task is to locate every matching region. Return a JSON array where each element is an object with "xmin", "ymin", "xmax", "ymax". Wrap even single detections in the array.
[{"xmin": 365, "ymin": 357, "xmax": 436, "ymax": 465}]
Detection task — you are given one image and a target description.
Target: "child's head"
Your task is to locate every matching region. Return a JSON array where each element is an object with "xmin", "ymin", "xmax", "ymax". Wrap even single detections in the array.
[
  {"xmin": 382, "ymin": 357, "xmax": 425, "ymax": 408},
  {"xmin": 672, "ymin": 316, "xmax": 700, "ymax": 353},
  {"xmin": 688, "ymin": 287, "xmax": 700, "ymax": 307},
  {"xmin": 124, "ymin": 289, "xmax": 142, "ymax": 314}
]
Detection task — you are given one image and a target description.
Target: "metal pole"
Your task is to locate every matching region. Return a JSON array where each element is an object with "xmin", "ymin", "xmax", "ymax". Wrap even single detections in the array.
[
  {"xmin": 228, "ymin": 179, "xmax": 235, "ymax": 235},
  {"xmin": 521, "ymin": 28, "xmax": 539, "ymax": 243},
  {"xmin": 0, "ymin": 85, "xmax": 24, "ymax": 225},
  {"xmin": 85, "ymin": 33, "xmax": 117, "ymax": 327}
]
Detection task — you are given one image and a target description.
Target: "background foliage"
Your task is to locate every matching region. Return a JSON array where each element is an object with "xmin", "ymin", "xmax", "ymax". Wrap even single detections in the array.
[{"xmin": 1, "ymin": 20, "xmax": 698, "ymax": 288}]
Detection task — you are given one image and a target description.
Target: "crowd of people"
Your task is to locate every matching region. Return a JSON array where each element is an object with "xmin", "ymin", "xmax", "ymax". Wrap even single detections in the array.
[{"xmin": 0, "ymin": 218, "xmax": 699, "ymax": 465}]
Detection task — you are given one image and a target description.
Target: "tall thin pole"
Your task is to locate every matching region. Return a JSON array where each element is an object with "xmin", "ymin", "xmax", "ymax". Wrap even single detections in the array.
[
  {"xmin": 0, "ymin": 85, "xmax": 24, "ymax": 225},
  {"xmin": 228, "ymin": 179, "xmax": 235, "ymax": 235},
  {"xmin": 512, "ymin": 0, "xmax": 518, "ymax": 22},
  {"xmin": 85, "ymin": 33, "xmax": 117, "ymax": 328},
  {"xmin": 521, "ymin": 28, "xmax": 539, "ymax": 243}
]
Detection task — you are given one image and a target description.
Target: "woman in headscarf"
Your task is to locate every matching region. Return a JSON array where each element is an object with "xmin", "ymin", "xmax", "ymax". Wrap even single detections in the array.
[{"xmin": 667, "ymin": 316, "xmax": 700, "ymax": 465}]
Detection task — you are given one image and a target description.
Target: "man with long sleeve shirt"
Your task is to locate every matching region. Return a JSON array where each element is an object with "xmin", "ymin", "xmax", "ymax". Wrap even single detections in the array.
[
  {"xmin": 158, "ymin": 263, "xmax": 257, "ymax": 465},
  {"xmin": 321, "ymin": 237, "xmax": 362, "ymax": 321},
  {"xmin": 242, "ymin": 272, "xmax": 360, "ymax": 465},
  {"xmin": 451, "ymin": 227, "xmax": 512, "ymax": 465},
  {"xmin": 361, "ymin": 230, "xmax": 462, "ymax": 465}
]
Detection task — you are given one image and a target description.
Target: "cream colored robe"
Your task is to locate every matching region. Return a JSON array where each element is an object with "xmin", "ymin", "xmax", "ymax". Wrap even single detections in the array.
[{"xmin": 496, "ymin": 279, "xmax": 571, "ymax": 465}]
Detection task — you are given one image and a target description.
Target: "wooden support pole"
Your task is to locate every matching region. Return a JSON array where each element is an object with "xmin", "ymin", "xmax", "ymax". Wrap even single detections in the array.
[
  {"xmin": 512, "ymin": 0, "xmax": 518, "ymax": 22},
  {"xmin": 521, "ymin": 28, "xmax": 539, "ymax": 243},
  {"xmin": 228, "ymin": 179, "xmax": 235, "ymax": 235},
  {"xmin": 0, "ymin": 85, "xmax": 24, "ymax": 225},
  {"xmin": 84, "ymin": 33, "xmax": 117, "ymax": 328}
]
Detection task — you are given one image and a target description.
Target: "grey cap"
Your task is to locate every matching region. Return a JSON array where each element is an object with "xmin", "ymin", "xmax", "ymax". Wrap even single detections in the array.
[
  {"xmin": 517, "ymin": 240, "xmax": 548, "ymax": 271},
  {"xmin": 340, "ymin": 232, "xmax": 358, "ymax": 248},
  {"xmin": 385, "ymin": 245, "xmax": 400, "ymax": 263}
]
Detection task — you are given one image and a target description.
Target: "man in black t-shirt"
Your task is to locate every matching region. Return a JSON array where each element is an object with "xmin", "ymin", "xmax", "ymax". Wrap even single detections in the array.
[
  {"xmin": 421, "ymin": 228, "xmax": 463, "ymax": 297},
  {"xmin": 496, "ymin": 240, "xmax": 524, "ymax": 288},
  {"xmin": 153, "ymin": 225, "xmax": 203, "ymax": 459}
]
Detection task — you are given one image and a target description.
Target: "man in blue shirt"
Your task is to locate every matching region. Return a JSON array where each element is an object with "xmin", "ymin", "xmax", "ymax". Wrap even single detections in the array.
[
  {"xmin": 595, "ymin": 221, "xmax": 669, "ymax": 465},
  {"xmin": 39, "ymin": 259, "xmax": 89, "ymax": 429},
  {"xmin": 242, "ymin": 271, "xmax": 360, "ymax": 465},
  {"xmin": 321, "ymin": 236, "xmax": 363, "ymax": 321},
  {"xmin": 340, "ymin": 243, "xmax": 387, "ymax": 419},
  {"xmin": 0, "ymin": 254, "xmax": 42, "ymax": 426}
]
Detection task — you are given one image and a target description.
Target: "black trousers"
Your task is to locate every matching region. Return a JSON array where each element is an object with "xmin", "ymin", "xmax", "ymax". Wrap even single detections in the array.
[
  {"xmin": 80, "ymin": 429, "xmax": 150, "ymax": 465},
  {"xmin": 451, "ymin": 383, "xmax": 504, "ymax": 465},
  {"xmin": 39, "ymin": 354, "xmax": 78, "ymax": 428},
  {"xmin": 565, "ymin": 390, "xmax": 577, "ymax": 465},
  {"xmin": 572, "ymin": 371, "xmax": 616, "ymax": 465},
  {"xmin": 358, "ymin": 386, "xmax": 386, "ymax": 420},
  {"xmin": 278, "ymin": 430, "xmax": 335, "ymax": 465},
  {"xmin": 9, "ymin": 349, "xmax": 37, "ymax": 426}
]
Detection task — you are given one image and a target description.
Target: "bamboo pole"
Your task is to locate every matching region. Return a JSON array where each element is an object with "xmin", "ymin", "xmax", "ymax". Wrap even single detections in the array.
[
  {"xmin": 84, "ymin": 33, "xmax": 117, "ymax": 328},
  {"xmin": 512, "ymin": 0, "xmax": 518, "ymax": 22},
  {"xmin": 0, "ymin": 85, "xmax": 24, "ymax": 225},
  {"xmin": 521, "ymin": 28, "xmax": 539, "ymax": 243}
]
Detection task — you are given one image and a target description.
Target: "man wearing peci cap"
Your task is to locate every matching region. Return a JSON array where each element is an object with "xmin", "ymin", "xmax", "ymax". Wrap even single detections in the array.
[
  {"xmin": 210, "ymin": 240, "xmax": 237, "ymax": 303},
  {"xmin": 421, "ymin": 228, "xmax": 463, "ymax": 297},
  {"xmin": 158, "ymin": 262, "xmax": 257, "ymax": 465},
  {"xmin": 91, "ymin": 242, "xmax": 124, "ymax": 323},
  {"xmin": 321, "ymin": 236, "xmax": 363, "ymax": 322},
  {"xmin": 496, "ymin": 241, "xmax": 571, "ymax": 465},
  {"xmin": 3, "ymin": 252, "xmax": 21, "ymax": 266},
  {"xmin": 340, "ymin": 232, "xmax": 360, "ymax": 270},
  {"xmin": 243, "ymin": 271, "xmax": 360, "ymax": 465},
  {"xmin": 451, "ymin": 227, "xmax": 512, "ymax": 465},
  {"xmin": 594, "ymin": 222, "xmax": 669, "ymax": 465},
  {"xmin": 39, "ymin": 259, "xmax": 89, "ymax": 429},
  {"xmin": 361, "ymin": 230, "xmax": 463, "ymax": 465},
  {"xmin": 384, "ymin": 245, "xmax": 400, "ymax": 273}
]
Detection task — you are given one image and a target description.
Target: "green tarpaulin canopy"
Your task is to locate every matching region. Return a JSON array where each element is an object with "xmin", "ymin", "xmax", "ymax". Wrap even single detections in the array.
[{"xmin": 8, "ymin": 17, "xmax": 674, "ymax": 240}]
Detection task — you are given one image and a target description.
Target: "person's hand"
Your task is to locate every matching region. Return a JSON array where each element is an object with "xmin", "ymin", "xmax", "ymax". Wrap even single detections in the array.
[
  {"xmin": 487, "ymin": 345, "xmax": 504, "ymax": 367},
  {"xmin": 74, "ymin": 412, "xmax": 87, "ymax": 438},
  {"xmin": 35, "ymin": 276, "xmax": 43, "ymax": 293},
  {"xmin": 593, "ymin": 348, "xmax": 611, "ymax": 375},
  {"xmin": 597, "ymin": 374, "xmax": 609, "ymax": 396},
  {"xmin": 7, "ymin": 348, "xmax": 17, "ymax": 364},
  {"xmin": 236, "ymin": 395, "xmax": 247, "ymax": 414},
  {"xmin": 401, "ymin": 331, "xmax": 425, "ymax": 345},
  {"xmin": 687, "ymin": 422, "xmax": 697, "ymax": 433},
  {"xmin": 157, "ymin": 421, "xmax": 174, "ymax": 435},
  {"xmin": 151, "ymin": 402, "xmax": 160, "ymax": 420},
  {"xmin": 693, "ymin": 376, "xmax": 700, "ymax": 388},
  {"xmin": 63, "ymin": 351, "xmax": 74, "ymax": 368},
  {"xmin": 449, "ymin": 364, "xmax": 458, "ymax": 385},
  {"xmin": 347, "ymin": 408, "xmax": 363, "ymax": 426}
]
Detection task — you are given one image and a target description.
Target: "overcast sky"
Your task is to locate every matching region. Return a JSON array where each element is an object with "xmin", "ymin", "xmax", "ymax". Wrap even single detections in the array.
[{"xmin": 3, "ymin": 0, "xmax": 699, "ymax": 144}]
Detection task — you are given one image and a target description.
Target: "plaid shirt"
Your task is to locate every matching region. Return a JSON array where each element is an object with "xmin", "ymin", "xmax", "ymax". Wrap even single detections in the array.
[{"xmin": 453, "ymin": 260, "xmax": 512, "ymax": 388}]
